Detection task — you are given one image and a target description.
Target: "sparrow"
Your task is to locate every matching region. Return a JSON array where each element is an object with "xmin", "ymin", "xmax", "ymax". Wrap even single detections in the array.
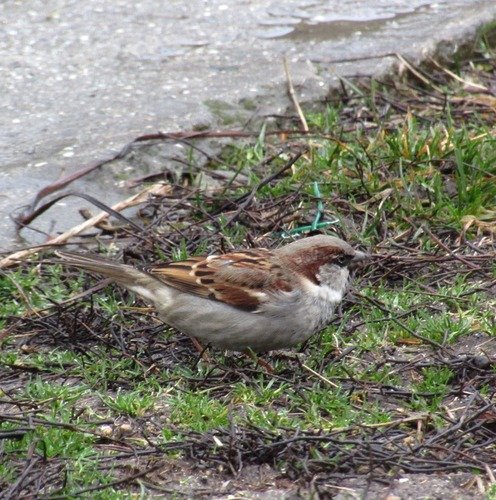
[{"xmin": 56, "ymin": 235, "xmax": 367, "ymax": 353}]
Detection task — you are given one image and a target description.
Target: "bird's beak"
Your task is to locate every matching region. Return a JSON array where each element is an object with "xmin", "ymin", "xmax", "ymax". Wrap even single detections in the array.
[
  {"xmin": 353, "ymin": 250, "xmax": 369, "ymax": 260},
  {"xmin": 349, "ymin": 250, "xmax": 370, "ymax": 270}
]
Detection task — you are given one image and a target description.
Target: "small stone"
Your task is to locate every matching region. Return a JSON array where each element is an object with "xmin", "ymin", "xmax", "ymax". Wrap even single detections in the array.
[
  {"xmin": 99, "ymin": 425, "xmax": 113, "ymax": 437},
  {"xmin": 119, "ymin": 423, "xmax": 133, "ymax": 434},
  {"xmin": 472, "ymin": 356, "xmax": 491, "ymax": 369}
]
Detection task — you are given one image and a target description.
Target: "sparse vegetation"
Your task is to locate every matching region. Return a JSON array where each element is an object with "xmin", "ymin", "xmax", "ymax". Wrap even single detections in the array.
[{"xmin": 1, "ymin": 31, "xmax": 495, "ymax": 498}]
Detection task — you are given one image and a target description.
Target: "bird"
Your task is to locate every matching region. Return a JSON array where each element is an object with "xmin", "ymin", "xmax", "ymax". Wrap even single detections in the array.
[{"xmin": 56, "ymin": 235, "xmax": 367, "ymax": 353}]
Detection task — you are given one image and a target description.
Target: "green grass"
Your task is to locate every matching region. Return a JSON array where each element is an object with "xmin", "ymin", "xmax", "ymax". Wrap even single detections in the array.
[
  {"xmin": 1, "ymin": 37, "xmax": 495, "ymax": 497},
  {"xmin": 0, "ymin": 264, "xmax": 81, "ymax": 327},
  {"xmin": 169, "ymin": 392, "xmax": 229, "ymax": 432},
  {"xmin": 488, "ymin": 483, "xmax": 496, "ymax": 500},
  {"xmin": 100, "ymin": 386, "xmax": 160, "ymax": 417}
]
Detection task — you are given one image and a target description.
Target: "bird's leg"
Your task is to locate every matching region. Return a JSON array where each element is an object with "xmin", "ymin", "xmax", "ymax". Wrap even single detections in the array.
[
  {"xmin": 191, "ymin": 337, "xmax": 211, "ymax": 363},
  {"xmin": 244, "ymin": 348, "xmax": 274, "ymax": 374}
]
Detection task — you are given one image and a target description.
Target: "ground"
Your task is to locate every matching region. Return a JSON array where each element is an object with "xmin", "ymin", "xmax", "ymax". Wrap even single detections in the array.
[{"xmin": 1, "ymin": 27, "xmax": 496, "ymax": 499}]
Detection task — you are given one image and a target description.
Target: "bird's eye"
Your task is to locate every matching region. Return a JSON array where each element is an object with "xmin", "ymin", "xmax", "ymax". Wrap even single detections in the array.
[{"xmin": 334, "ymin": 254, "xmax": 353, "ymax": 267}]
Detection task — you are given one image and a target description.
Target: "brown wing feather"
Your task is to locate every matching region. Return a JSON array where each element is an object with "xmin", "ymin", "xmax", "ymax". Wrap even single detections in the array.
[{"xmin": 146, "ymin": 249, "xmax": 294, "ymax": 311}]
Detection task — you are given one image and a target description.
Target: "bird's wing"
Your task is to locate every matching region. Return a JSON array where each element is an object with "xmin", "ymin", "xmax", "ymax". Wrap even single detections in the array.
[{"xmin": 146, "ymin": 249, "xmax": 294, "ymax": 311}]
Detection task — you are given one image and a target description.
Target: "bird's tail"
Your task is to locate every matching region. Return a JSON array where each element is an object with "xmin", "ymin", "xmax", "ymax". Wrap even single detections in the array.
[{"xmin": 56, "ymin": 251, "xmax": 165, "ymax": 303}]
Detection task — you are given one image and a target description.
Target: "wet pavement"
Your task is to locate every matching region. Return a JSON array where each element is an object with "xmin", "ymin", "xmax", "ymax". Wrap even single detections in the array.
[{"xmin": 1, "ymin": 0, "xmax": 496, "ymax": 250}]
